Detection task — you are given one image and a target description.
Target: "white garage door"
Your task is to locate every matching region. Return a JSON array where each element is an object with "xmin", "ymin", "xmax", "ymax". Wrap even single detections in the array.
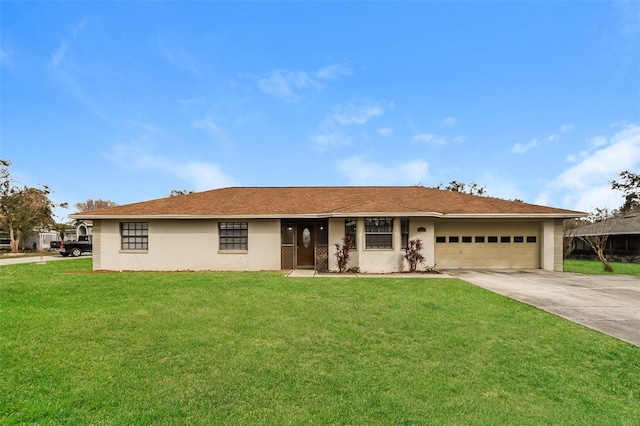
[{"xmin": 434, "ymin": 221, "xmax": 540, "ymax": 269}]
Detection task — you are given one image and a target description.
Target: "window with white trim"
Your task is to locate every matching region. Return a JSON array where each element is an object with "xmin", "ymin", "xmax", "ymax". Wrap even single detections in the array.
[
  {"xmin": 121, "ymin": 222, "xmax": 149, "ymax": 250},
  {"xmin": 219, "ymin": 222, "xmax": 248, "ymax": 250},
  {"xmin": 365, "ymin": 218, "xmax": 393, "ymax": 249}
]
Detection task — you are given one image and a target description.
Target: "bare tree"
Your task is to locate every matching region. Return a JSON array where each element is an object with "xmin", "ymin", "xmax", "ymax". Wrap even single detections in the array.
[
  {"xmin": 74, "ymin": 199, "xmax": 118, "ymax": 212},
  {"xmin": 576, "ymin": 209, "xmax": 614, "ymax": 272},
  {"xmin": 563, "ymin": 218, "xmax": 584, "ymax": 258}
]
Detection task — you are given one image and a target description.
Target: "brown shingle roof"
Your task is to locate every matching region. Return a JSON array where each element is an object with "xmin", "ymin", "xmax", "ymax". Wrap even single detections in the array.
[{"xmin": 70, "ymin": 186, "xmax": 585, "ymax": 219}]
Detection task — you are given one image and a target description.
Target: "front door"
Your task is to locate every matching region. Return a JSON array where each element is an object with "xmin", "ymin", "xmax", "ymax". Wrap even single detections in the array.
[{"xmin": 296, "ymin": 225, "xmax": 315, "ymax": 268}]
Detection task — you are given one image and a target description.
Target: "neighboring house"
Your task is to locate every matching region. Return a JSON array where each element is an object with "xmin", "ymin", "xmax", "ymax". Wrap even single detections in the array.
[
  {"xmin": 70, "ymin": 186, "xmax": 585, "ymax": 273},
  {"xmin": 74, "ymin": 220, "xmax": 93, "ymax": 240},
  {"xmin": 20, "ymin": 220, "xmax": 94, "ymax": 251},
  {"xmin": 571, "ymin": 214, "xmax": 640, "ymax": 259},
  {"xmin": 1, "ymin": 228, "xmax": 59, "ymax": 251},
  {"xmin": 24, "ymin": 231, "xmax": 60, "ymax": 251}
]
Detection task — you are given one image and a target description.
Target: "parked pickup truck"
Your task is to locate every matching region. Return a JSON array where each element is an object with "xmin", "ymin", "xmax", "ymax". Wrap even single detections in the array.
[{"xmin": 52, "ymin": 236, "xmax": 92, "ymax": 257}]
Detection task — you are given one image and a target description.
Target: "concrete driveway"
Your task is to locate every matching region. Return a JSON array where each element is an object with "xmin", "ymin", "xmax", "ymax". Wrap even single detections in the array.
[{"xmin": 445, "ymin": 269, "xmax": 640, "ymax": 347}]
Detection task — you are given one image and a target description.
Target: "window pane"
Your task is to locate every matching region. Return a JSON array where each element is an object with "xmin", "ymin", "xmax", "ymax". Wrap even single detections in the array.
[
  {"xmin": 488, "ymin": 236, "xmax": 498, "ymax": 243},
  {"xmin": 281, "ymin": 223, "xmax": 294, "ymax": 244},
  {"xmin": 462, "ymin": 236, "xmax": 472, "ymax": 243},
  {"xmin": 365, "ymin": 218, "xmax": 393, "ymax": 233},
  {"xmin": 121, "ymin": 222, "xmax": 149, "ymax": 251},
  {"xmin": 219, "ymin": 222, "xmax": 248, "ymax": 250},
  {"xmin": 449, "ymin": 236, "xmax": 459, "ymax": 243},
  {"xmin": 475, "ymin": 236, "xmax": 485, "ymax": 243},
  {"xmin": 501, "ymin": 236, "xmax": 511, "ymax": 243},
  {"xmin": 514, "ymin": 236, "xmax": 524, "ymax": 243},
  {"xmin": 436, "ymin": 236, "xmax": 446, "ymax": 243},
  {"xmin": 401, "ymin": 219, "xmax": 409, "ymax": 248},
  {"xmin": 365, "ymin": 234, "xmax": 392, "ymax": 249},
  {"xmin": 345, "ymin": 219, "xmax": 357, "ymax": 249},
  {"xmin": 527, "ymin": 236, "xmax": 537, "ymax": 243}
]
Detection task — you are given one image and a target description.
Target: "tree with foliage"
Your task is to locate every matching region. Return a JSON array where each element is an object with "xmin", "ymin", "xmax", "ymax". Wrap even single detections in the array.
[
  {"xmin": 334, "ymin": 236, "xmax": 354, "ymax": 273},
  {"xmin": 1, "ymin": 159, "xmax": 67, "ymax": 253},
  {"xmin": 404, "ymin": 238, "xmax": 425, "ymax": 272},
  {"xmin": 436, "ymin": 180, "xmax": 487, "ymax": 196},
  {"xmin": 169, "ymin": 189, "xmax": 196, "ymax": 197},
  {"xmin": 74, "ymin": 198, "xmax": 118, "ymax": 212},
  {"xmin": 53, "ymin": 222, "xmax": 68, "ymax": 241},
  {"xmin": 611, "ymin": 171, "xmax": 640, "ymax": 215}
]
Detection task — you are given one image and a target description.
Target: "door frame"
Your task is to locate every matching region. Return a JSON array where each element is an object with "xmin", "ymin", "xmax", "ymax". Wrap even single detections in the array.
[{"xmin": 280, "ymin": 219, "xmax": 328, "ymax": 270}]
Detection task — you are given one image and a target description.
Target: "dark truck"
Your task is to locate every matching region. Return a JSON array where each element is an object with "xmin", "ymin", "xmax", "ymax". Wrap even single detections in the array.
[{"xmin": 52, "ymin": 235, "xmax": 92, "ymax": 257}]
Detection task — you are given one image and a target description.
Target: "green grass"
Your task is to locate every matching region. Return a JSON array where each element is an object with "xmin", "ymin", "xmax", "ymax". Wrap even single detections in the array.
[
  {"xmin": 2, "ymin": 260, "xmax": 639, "ymax": 425},
  {"xmin": 564, "ymin": 259, "xmax": 640, "ymax": 276}
]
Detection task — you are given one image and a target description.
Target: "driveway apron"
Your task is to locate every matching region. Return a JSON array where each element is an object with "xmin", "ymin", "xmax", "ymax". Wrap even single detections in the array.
[{"xmin": 446, "ymin": 269, "xmax": 640, "ymax": 347}]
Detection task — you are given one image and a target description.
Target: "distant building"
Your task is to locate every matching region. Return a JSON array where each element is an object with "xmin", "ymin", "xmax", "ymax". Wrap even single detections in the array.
[{"xmin": 571, "ymin": 214, "xmax": 640, "ymax": 259}]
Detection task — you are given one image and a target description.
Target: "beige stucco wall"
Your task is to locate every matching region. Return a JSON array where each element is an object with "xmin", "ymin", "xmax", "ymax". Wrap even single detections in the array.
[
  {"xmin": 541, "ymin": 220, "xmax": 555, "ymax": 271},
  {"xmin": 554, "ymin": 219, "xmax": 564, "ymax": 271},
  {"xmin": 328, "ymin": 218, "xmax": 360, "ymax": 271},
  {"xmin": 92, "ymin": 220, "xmax": 102, "ymax": 270},
  {"xmin": 94, "ymin": 216, "xmax": 566, "ymax": 272},
  {"xmin": 95, "ymin": 219, "xmax": 281, "ymax": 271},
  {"xmin": 408, "ymin": 218, "xmax": 435, "ymax": 269},
  {"xmin": 328, "ymin": 217, "xmax": 435, "ymax": 273}
]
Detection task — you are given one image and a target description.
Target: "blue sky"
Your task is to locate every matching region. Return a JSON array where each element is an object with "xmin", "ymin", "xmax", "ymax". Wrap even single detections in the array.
[{"xmin": 1, "ymin": 1, "xmax": 639, "ymax": 220}]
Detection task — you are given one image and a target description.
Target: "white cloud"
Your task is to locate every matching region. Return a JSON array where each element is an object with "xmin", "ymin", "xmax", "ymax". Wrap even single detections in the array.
[
  {"xmin": 257, "ymin": 64, "xmax": 352, "ymax": 102},
  {"xmin": 543, "ymin": 124, "xmax": 640, "ymax": 211},
  {"xmin": 50, "ymin": 17, "xmax": 88, "ymax": 70},
  {"xmin": 377, "ymin": 127, "xmax": 394, "ymax": 136},
  {"xmin": 412, "ymin": 133, "xmax": 448, "ymax": 145},
  {"xmin": 560, "ymin": 123, "xmax": 574, "ymax": 133},
  {"xmin": 175, "ymin": 162, "xmax": 237, "ymax": 190},
  {"xmin": 51, "ymin": 41, "xmax": 69, "ymax": 69},
  {"xmin": 511, "ymin": 138, "xmax": 540, "ymax": 154},
  {"xmin": 158, "ymin": 37, "xmax": 202, "ymax": 77},
  {"xmin": 309, "ymin": 100, "xmax": 388, "ymax": 150},
  {"xmin": 105, "ymin": 143, "xmax": 237, "ymax": 191},
  {"xmin": 411, "ymin": 133, "xmax": 465, "ymax": 146},
  {"xmin": 309, "ymin": 130, "xmax": 352, "ymax": 151},
  {"xmin": 511, "ymin": 123, "xmax": 573, "ymax": 154},
  {"xmin": 313, "ymin": 64, "xmax": 352, "ymax": 80},
  {"xmin": 442, "ymin": 117, "xmax": 458, "ymax": 128},
  {"xmin": 0, "ymin": 44, "xmax": 14, "ymax": 70},
  {"xmin": 257, "ymin": 70, "xmax": 320, "ymax": 102},
  {"xmin": 193, "ymin": 114, "xmax": 220, "ymax": 134},
  {"xmin": 331, "ymin": 102, "xmax": 385, "ymax": 125},
  {"xmin": 336, "ymin": 156, "xmax": 430, "ymax": 185}
]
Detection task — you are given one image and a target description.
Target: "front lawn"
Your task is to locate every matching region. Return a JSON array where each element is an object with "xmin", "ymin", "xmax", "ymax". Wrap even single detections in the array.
[
  {"xmin": 2, "ymin": 260, "xmax": 639, "ymax": 424},
  {"xmin": 564, "ymin": 259, "xmax": 640, "ymax": 276}
]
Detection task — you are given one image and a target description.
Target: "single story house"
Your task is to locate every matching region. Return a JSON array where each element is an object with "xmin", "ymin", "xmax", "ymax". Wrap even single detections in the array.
[
  {"xmin": 70, "ymin": 186, "xmax": 585, "ymax": 273},
  {"xmin": 571, "ymin": 214, "xmax": 640, "ymax": 259}
]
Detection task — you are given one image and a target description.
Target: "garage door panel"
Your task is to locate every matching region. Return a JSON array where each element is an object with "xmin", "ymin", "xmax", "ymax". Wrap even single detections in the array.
[{"xmin": 435, "ymin": 222, "xmax": 540, "ymax": 269}]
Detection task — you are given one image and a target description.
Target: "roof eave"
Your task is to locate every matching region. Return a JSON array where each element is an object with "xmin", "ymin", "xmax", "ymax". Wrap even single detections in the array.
[
  {"xmin": 70, "ymin": 211, "xmax": 584, "ymax": 220},
  {"xmin": 443, "ymin": 213, "xmax": 588, "ymax": 219},
  {"xmin": 69, "ymin": 211, "xmax": 446, "ymax": 220}
]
